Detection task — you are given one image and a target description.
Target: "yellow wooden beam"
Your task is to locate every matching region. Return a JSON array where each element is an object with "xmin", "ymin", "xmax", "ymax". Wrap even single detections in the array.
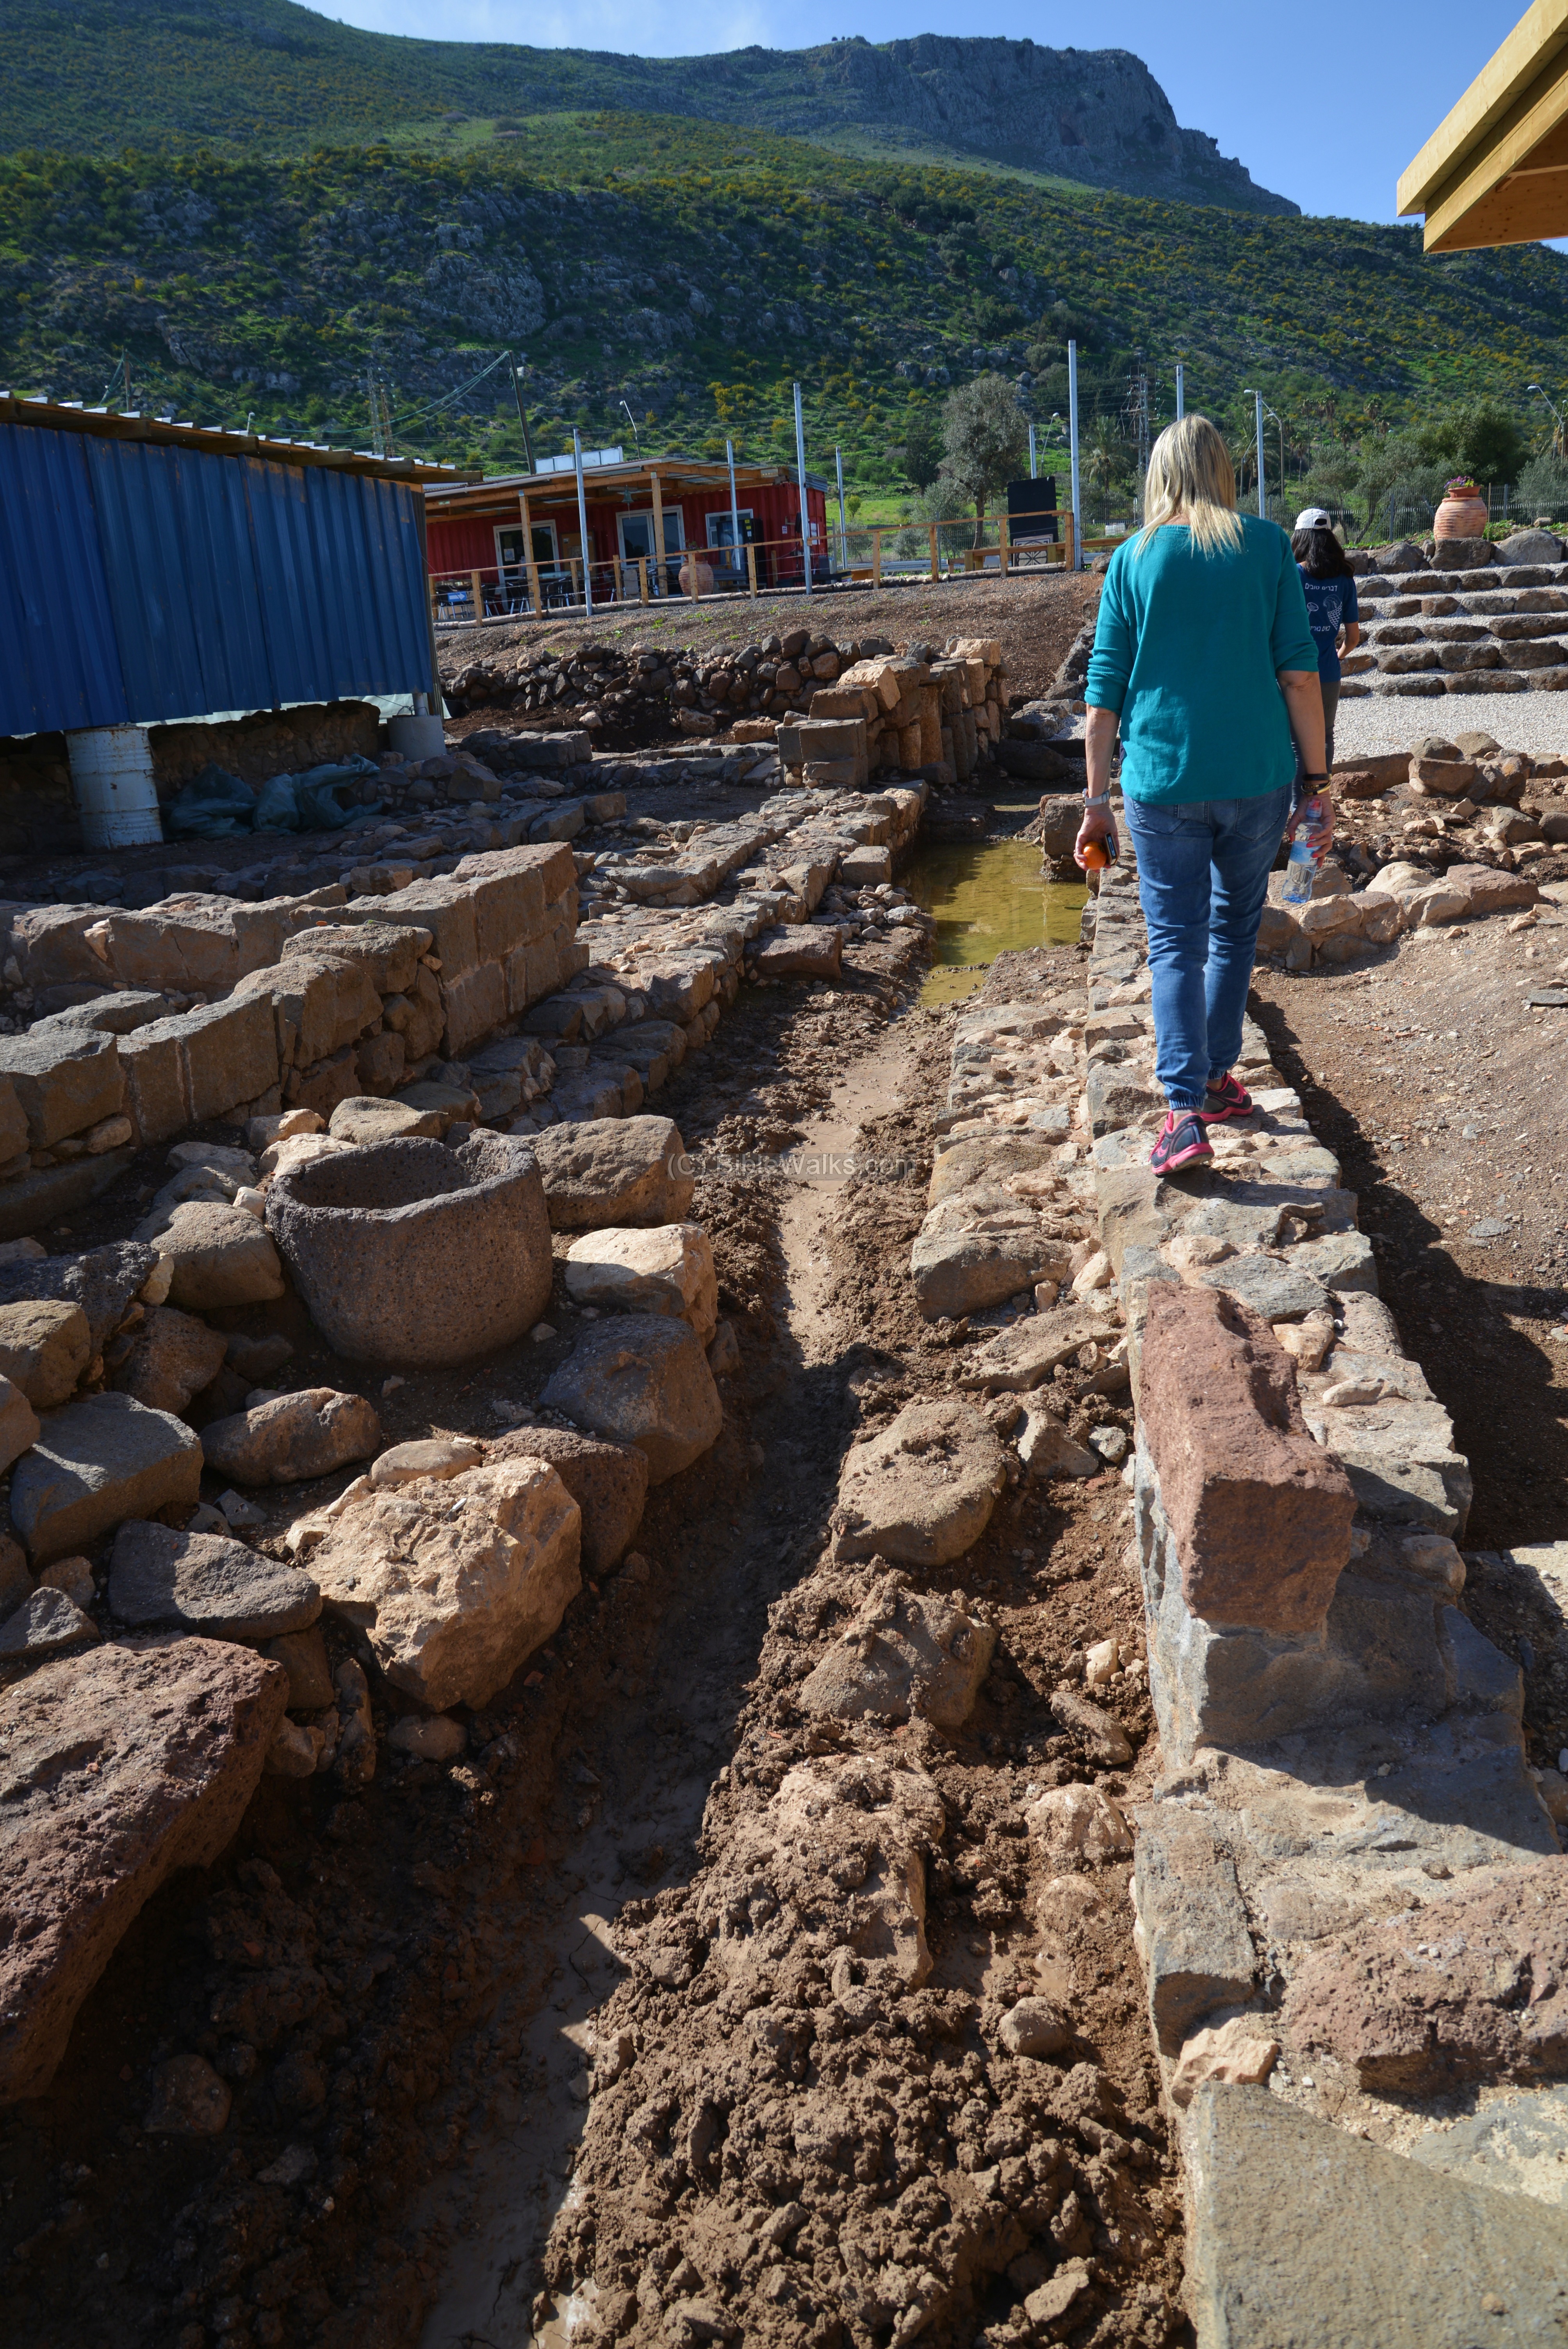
[{"xmin": 1399, "ymin": 0, "xmax": 1568, "ymax": 250}]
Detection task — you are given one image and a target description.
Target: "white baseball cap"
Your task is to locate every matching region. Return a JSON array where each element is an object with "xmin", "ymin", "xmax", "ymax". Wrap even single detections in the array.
[{"xmin": 1294, "ymin": 506, "xmax": 1334, "ymax": 531}]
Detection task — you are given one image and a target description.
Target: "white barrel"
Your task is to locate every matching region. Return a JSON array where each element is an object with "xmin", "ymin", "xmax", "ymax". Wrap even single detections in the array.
[
  {"xmin": 66, "ymin": 725, "xmax": 165, "ymax": 848},
  {"xmin": 387, "ymin": 713, "xmax": 446, "ymax": 761}
]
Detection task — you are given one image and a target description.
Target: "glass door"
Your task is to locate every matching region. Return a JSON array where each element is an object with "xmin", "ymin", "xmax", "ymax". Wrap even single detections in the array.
[{"xmin": 617, "ymin": 508, "xmax": 684, "ymax": 596}]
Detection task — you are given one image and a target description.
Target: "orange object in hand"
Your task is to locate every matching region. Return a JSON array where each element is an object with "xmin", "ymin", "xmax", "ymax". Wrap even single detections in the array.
[{"xmin": 1081, "ymin": 839, "xmax": 1111, "ymax": 869}]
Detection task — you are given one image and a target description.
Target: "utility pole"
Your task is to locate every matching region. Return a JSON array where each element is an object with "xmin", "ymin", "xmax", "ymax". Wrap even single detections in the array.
[
  {"xmin": 510, "ymin": 355, "xmax": 535, "ymax": 470},
  {"xmin": 1244, "ymin": 388, "xmax": 1266, "ymax": 519},
  {"xmin": 1067, "ymin": 341, "xmax": 1082, "ymax": 570},
  {"xmin": 1174, "ymin": 361, "xmax": 1185, "ymax": 421},
  {"xmin": 365, "ymin": 369, "xmax": 385, "ymax": 459},
  {"xmin": 793, "ymin": 381, "xmax": 812, "ymax": 600},
  {"xmin": 834, "ymin": 445, "xmax": 847, "ymax": 569},
  {"xmin": 1028, "ymin": 420, "xmax": 1037, "ymax": 480},
  {"xmin": 1130, "ymin": 351, "xmax": 1151, "ymax": 519},
  {"xmin": 572, "ymin": 426, "xmax": 593, "ymax": 617},
  {"xmin": 727, "ymin": 437, "xmax": 742, "ymax": 584}
]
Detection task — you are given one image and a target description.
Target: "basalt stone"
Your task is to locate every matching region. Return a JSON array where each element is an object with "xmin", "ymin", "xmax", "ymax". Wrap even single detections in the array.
[
  {"xmin": 1138, "ymin": 1285, "xmax": 1354, "ymax": 1635},
  {"xmin": 266, "ymin": 1132, "xmax": 552, "ymax": 1367},
  {"xmin": 0, "ymin": 1242, "xmax": 160, "ymax": 1353},
  {"xmin": 10, "ymin": 1393, "xmax": 203, "ymax": 1564},
  {"xmin": 1187, "ymin": 2085, "xmax": 1568, "ymax": 2349},
  {"xmin": 1283, "ymin": 1858, "xmax": 1568, "ymax": 2094},
  {"xmin": 1132, "ymin": 1808, "xmax": 1256, "ymax": 2052},
  {"xmin": 540, "ymin": 1315, "xmax": 721, "ymax": 1484},
  {"xmin": 108, "ymin": 1521, "xmax": 322, "ymax": 1640}
]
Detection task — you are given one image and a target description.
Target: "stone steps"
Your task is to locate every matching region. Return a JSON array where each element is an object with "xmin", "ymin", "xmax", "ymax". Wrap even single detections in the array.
[{"xmin": 1347, "ymin": 555, "xmax": 1568, "ymax": 699}]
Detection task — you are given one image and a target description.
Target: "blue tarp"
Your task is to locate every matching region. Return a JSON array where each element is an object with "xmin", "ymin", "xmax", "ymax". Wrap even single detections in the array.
[{"xmin": 0, "ymin": 422, "xmax": 432, "ymax": 740}]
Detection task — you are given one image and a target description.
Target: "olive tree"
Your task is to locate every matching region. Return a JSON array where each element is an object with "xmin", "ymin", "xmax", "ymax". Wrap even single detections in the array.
[{"xmin": 938, "ymin": 372, "xmax": 1028, "ymax": 545}]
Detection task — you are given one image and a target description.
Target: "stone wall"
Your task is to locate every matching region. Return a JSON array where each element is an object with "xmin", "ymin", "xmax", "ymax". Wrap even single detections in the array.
[
  {"xmin": 0, "ymin": 842, "xmax": 584, "ymax": 1239},
  {"xmin": 779, "ymin": 635, "xmax": 1010, "ymax": 789},
  {"xmin": 1083, "ymin": 844, "xmax": 1568, "ymax": 2339}
]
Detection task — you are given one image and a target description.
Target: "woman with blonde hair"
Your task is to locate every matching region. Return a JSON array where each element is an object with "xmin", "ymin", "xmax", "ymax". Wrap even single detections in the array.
[{"xmin": 1076, "ymin": 413, "xmax": 1329, "ymax": 1175}]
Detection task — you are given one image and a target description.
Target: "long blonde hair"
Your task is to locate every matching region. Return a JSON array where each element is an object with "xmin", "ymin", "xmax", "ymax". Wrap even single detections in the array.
[{"xmin": 1135, "ymin": 414, "xmax": 1244, "ymax": 558}]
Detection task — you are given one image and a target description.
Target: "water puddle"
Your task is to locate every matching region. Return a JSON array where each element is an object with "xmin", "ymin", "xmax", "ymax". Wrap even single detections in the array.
[{"xmin": 907, "ymin": 832, "xmax": 1086, "ymax": 1005}]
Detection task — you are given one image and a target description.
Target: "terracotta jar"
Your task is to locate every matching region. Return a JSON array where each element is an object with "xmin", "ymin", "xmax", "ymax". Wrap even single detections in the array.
[
  {"xmin": 1434, "ymin": 483, "xmax": 1488, "ymax": 540},
  {"xmin": 677, "ymin": 553, "xmax": 715, "ymax": 597}
]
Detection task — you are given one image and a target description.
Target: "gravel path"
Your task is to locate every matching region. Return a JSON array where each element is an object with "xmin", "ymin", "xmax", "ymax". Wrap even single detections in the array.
[{"xmin": 1338, "ymin": 690, "xmax": 1568, "ymax": 759}]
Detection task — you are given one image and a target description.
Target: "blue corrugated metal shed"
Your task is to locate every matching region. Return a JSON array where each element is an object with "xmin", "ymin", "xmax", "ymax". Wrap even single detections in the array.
[{"xmin": 0, "ymin": 401, "xmax": 461, "ymax": 740}]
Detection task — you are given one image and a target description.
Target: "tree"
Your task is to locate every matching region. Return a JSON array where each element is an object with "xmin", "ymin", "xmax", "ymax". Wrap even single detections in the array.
[
  {"xmin": 900, "ymin": 408, "xmax": 943, "ymax": 491},
  {"xmin": 938, "ymin": 372, "xmax": 1028, "ymax": 545},
  {"xmin": 1516, "ymin": 447, "xmax": 1568, "ymax": 519},
  {"xmin": 1411, "ymin": 397, "xmax": 1529, "ymax": 486}
]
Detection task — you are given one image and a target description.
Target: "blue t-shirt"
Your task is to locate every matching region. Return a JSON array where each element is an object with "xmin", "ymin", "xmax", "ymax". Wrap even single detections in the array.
[
  {"xmin": 1085, "ymin": 516, "xmax": 1319, "ymax": 805},
  {"xmin": 1299, "ymin": 569, "xmax": 1359, "ymax": 684}
]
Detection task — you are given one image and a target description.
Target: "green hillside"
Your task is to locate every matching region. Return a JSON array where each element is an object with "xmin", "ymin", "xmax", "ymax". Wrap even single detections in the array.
[
  {"xmin": 2, "ymin": 114, "xmax": 1565, "ymax": 508},
  {"xmin": 2, "ymin": 4, "xmax": 1295, "ymax": 214}
]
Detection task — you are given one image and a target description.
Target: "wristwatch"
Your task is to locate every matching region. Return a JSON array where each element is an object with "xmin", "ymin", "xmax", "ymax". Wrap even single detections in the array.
[
  {"xmin": 1302, "ymin": 773, "xmax": 1329, "ymax": 782},
  {"xmin": 1084, "ymin": 791, "xmax": 1111, "ymax": 805}
]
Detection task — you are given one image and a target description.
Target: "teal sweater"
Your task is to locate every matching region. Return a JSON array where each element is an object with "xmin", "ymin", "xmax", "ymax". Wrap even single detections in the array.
[{"xmin": 1085, "ymin": 516, "xmax": 1319, "ymax": 804}]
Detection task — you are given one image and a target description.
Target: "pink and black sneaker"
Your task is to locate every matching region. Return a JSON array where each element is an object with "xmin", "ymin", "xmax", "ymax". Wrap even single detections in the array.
[
  {"xmin": 1150, "ymin": 1111, "xmax": 1213, "ymax": 1175},
  {"xmin": 1201, "ymin": 1069, "xmax": 1254, "ymax": 1123}
]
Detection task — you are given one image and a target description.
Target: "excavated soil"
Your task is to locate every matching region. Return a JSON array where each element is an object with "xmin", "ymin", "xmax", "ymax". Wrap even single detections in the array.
[
  {"xmin": 1251, "ymin": 906, "xmax": 1568, "ymax": 1781},
  {"xmin": 438, "ymin": 569, "xmax": 1099, "ymax": 721},
  {"xmin": 0, "ymin": 886, "xmax": 1187, "ymax": 2349}
]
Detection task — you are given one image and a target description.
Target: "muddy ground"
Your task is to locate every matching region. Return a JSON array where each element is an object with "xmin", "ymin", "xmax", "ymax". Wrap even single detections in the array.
[
  {"xmin": 436, "ymin": 569, "xmax": 1100, "ymax": 715},
  {"xmin": 0, "ymin": 896, "xmax": 1180, "ymax": 2349}
]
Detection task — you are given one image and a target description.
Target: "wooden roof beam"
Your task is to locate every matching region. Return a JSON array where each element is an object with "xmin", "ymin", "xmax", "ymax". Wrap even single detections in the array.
[{"xmin": 1399, "ymin": 0, "xmax": 1568, "ymax": 250}]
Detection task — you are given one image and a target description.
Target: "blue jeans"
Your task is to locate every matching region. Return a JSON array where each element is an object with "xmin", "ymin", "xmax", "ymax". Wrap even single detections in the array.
[{"xmin": 1123, "ymin": 787, "xmax": 1293, "ymax": 1110}]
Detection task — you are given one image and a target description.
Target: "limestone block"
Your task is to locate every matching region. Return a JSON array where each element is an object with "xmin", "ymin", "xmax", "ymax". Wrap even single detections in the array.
[
  {"xmin": 1138, "ymin": 1285, "xmax": 1354, "ymax": 1634},
  {"xmin": 201, "ymin": 1388, "xmax": 382, "ymax": 1487},
  {"xmin": 565, "ymin": 1223, "xmax": 718, "ymax": 1343},
  {"xmin": 532, "ymin": 1116, "xmax": 693, "ymax": 1230},
  {"xmin": 280, "ymin": 919, "xmax": 430, "ymax": 998},
  {"xmin": 0, "ymin": 1639, "xmax": 286, "ymax": 2099},
  {"xmin": 370, "ymin": 878, "xmax": 478, "ymax": 978},
  {"xmin": 439, "ymin": 959, "xmax": 507, "ymax": 1058},
  {"xmin": 171, "ymin": 996, "xmax": 280, "ymax": 1124},
  {"xmin": 834, "ymin": 1397, "xmax": 1005, "ymax": 1566},
  {"xmin": 770, "ymin": 1756, "xmax": 945, "ymax": 1987},
  {"xmin": 118, "ymin": 1019, "xmax": 188, "ymax": 1144},
  {"xmin": 0, "ymin": 1301, "xmax": 91, "ymax": 1410},
  {"xmin": 1025, "ymin": 1782, "xmax": 1133, "ymax": 1866},
  {"xmin": 157, "ymin": 1202, "xmax": 285, "ymax": 1312},
  {"xmin": 0, "ymin": 1030, "xmax": 123, "ymax": 1151},
  {"xmin": 308, "ymin": 1458, "xmax": 581, "ymax": 1711}
]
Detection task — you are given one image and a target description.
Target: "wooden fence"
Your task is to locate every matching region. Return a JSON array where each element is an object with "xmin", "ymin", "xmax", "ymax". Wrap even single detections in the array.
[{"xmin": 428, "ymin": 512, "xmax": 1078, "ymax": 626}]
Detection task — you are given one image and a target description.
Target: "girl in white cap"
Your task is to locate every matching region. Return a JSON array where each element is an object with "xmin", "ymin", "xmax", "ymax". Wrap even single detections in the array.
[{"xmin": 1292, "ymin": 508, "xmax": 1360, "ymax": 771}]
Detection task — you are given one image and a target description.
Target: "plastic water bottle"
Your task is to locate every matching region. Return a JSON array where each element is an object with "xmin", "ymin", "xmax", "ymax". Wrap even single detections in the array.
[{"xmin": 1281, "ymin": 793, "xmax": 1327, "ymax": 904}]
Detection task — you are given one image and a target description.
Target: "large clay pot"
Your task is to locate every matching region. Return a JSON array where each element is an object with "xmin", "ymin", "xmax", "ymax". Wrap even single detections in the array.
[
  {"xmin": 1434, "ymin": 484, "xmax": 1488, "ymax": 540},
  {"xmin": 677, "ymin": 554, "xmax": 715, "ymax": 597}
]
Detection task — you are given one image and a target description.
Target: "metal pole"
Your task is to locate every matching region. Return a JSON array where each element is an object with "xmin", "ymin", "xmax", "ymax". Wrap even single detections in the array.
[
  {"xmin": 1175, "ymin": 362, "xmax": 1185, "ymax": 421},
  {"xmin": 726, "ymin": 436, "xmax": 742, "ymax": 589},
  {"xmin": 793, "ymin": 381, "xmax": 812, "ymax": 599},
  {"xmin": 1067, "ymin": 340, "xmax": 1082, "ymax": 570},
  {"xmin": 1028, "ymin": 421, "xmax": 1037, "ymax": 480},
  {"xmin": 510, "ymin": 356, "xmax": 535, "ymax": 472},
  {"xmin": 835, "ymin": 444, "xmax": 846, "ymax": 569},
  {"xmin": 1254, "ymin": 390, "xmax": 1267, "ymax": 522},
  {"xmin": 572, "ymin": 426, "xmax": 593, "ymax": 616}
]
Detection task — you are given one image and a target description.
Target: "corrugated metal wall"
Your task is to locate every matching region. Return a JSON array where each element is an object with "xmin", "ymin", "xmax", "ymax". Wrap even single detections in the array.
[{"xmin": 0, "ymin": 423, "xmax": 433, "ymax": 740}]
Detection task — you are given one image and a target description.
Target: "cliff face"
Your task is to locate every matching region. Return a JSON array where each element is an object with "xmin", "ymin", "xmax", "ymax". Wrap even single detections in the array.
[
  {"xmin": 701, "ymin": 38, "xmax": 1300, "ymax": 217},
  {"xmin": 1, "ymin": 7, "xmax": 1298, "ymax": 217}
]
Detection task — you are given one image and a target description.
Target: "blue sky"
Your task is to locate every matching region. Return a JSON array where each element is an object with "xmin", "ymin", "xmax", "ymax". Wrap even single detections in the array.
[{"xmin": 315, "ymin": 0, "xmax": 1531, "ymax": 226}]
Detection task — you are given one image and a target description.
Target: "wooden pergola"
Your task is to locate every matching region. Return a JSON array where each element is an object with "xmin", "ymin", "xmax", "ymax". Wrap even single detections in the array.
[{"xmin": 1399, "ymin": 0, "xmax": 1568, "ymax": 251}]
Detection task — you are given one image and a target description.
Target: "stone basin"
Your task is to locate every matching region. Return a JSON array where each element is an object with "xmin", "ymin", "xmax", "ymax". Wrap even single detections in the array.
[{"xmin": 266, "ymin": 1134, "xmax": 552, "ymax": 1367}]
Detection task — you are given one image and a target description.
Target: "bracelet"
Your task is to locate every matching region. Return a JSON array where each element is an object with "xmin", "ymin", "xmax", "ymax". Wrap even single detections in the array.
[{"xmin": 1084, "ymin": 791, "xmax": 1110, "ymax": 805}]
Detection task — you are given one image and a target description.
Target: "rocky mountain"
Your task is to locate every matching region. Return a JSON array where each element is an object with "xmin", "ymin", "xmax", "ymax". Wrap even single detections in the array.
[{"xmin": 1, "ymin": 2, "xmax": 1296, "ymax": 216}]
